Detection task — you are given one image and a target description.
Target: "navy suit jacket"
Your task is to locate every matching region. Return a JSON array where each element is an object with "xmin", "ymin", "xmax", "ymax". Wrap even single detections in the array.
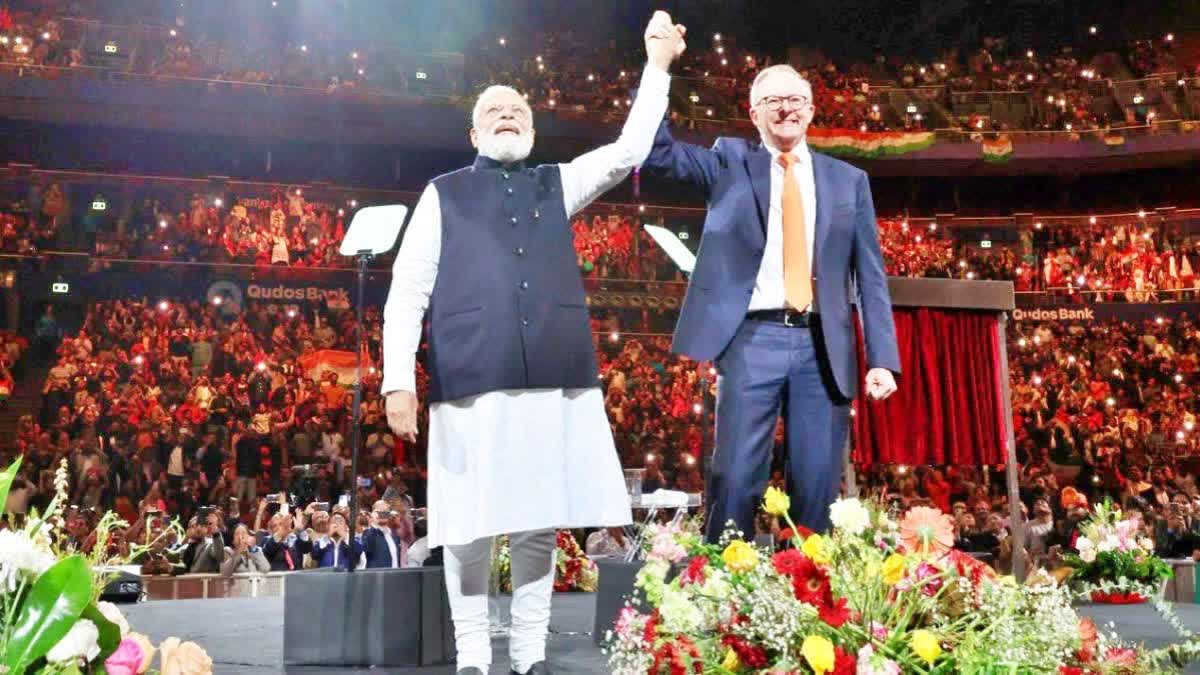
[
  {"xmin": 361, "ymin": 527, "xmax": 403, "ymax": 569},
  {"xmin": 643, "ymin": 122, "xmax": 901, "ymax": 399},
  {"xmin": 311, "ymin": 536, "xmax": 352, "ymax": 570}
]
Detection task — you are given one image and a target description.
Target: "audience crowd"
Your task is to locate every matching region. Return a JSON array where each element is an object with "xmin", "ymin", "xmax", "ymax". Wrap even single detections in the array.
[{"xmin": 2, "ymin": 1, "xmax": 1197, "ymax": 131}]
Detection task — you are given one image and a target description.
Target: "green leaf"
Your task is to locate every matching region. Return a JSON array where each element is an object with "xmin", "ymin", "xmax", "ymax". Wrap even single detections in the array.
[
  {"xmin": 80, "ymin": 602, "xmax": 122, "ymax": 663},
  {"xmin": 0, "ymin": 455, "xmax": 23, "ymax": 516},
  {"xmin": 2, "ymin": 555, "xmax": 93, "ymax": 673}
]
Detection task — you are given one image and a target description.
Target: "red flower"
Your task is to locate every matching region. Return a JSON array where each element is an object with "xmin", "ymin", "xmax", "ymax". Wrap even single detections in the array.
[
  {"xmin": 818, "ymin": 597, "xmax": 851, "ymax": 628},
  {"xmin": 643, "ymin": 610, "xmax": 660, "ymax": 644},
  {"xmin": 1104, "ymin": 647, "xmax": 1138, "ymax": 668},
  {"xmin": 721, "ymin": 635, "xmax": 769, "ymax": 669},
  {"xmin": 832, "ymin": 646, "xmax": 857, "ymax": 675},
  {"xmin": 679, "ymin": 556, "xmax": 708, "ymax": 587},
  {"xmin": 1059, "ymin": 667, "xmax": 1084, "ymax": 675},
  {"xmin": 772, "ymin": 550, "xmax": 832, "ymax": 606}
]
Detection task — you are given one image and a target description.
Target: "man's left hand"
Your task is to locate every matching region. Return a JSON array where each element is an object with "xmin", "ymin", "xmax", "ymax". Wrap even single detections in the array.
[{"xmin": 865, "ymin": 368, "xmax": 897, "ymax": 401}]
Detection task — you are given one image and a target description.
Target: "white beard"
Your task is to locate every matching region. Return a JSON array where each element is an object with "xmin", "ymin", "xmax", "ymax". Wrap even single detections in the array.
[{"xmin": 477, "ymin": 130, "xmax": 534, "ymax": 164}]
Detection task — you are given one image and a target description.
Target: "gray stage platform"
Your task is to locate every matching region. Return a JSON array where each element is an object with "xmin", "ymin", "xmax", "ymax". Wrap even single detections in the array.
[{"xmin": 123, "ymin": 594, "xmax": 1200, "ymax": 674}]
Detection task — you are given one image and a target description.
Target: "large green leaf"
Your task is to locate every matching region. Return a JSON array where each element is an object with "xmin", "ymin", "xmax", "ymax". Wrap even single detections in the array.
[
  {"xmin": 0, "ymin": 455, "xmax": 23, "ymax": 515},
  {"xmin": 2, "ymin": 555, "xmax": 92, "ymax": 673},
  {"xmin": 80, "ymin": 602, "xmax": 122, "ymax": 664}
]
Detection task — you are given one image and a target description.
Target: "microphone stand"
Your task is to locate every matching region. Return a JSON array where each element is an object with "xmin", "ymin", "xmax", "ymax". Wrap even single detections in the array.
[{"xmin": 346, "ymin": 249, "xmax": 372, "ymax": 573}]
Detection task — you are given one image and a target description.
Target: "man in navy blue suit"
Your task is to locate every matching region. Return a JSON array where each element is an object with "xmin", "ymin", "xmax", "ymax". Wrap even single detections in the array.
[{"xmin": 642, "ymin": 61, "xmax": 902, "ymax": 540}]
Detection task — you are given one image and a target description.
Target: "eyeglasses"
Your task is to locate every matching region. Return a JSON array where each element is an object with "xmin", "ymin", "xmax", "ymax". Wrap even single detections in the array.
[{"xmin": 755, "ymin": 95, "xmax": 810, "ymax": 111}]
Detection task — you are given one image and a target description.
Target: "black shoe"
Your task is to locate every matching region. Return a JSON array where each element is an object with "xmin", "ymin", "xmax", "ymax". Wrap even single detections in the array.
[
  {"xmin": 512, "ymin": 663, "xmax": 551, "ymax": 675},
  {"xmin": 458, "ymin": 669, "xmax": 485, "ymax": 675}
]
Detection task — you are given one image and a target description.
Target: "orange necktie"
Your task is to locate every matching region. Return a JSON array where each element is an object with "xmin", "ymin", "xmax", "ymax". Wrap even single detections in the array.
[{"xmin": 779, "ymin": 153, "xmax": 812, "ymax": 311}]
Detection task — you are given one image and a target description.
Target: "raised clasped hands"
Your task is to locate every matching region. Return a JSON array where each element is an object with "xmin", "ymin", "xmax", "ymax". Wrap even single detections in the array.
[{"xmin": 644, "ymin": 11, "xmax": 686, "ymax": 71}]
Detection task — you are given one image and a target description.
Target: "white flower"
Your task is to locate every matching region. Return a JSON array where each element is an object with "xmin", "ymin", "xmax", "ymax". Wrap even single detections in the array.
[
  {"xmin": 1080, "ymin": 547, "xmax": 1097, "ymax": 563},
  {"xmin": 46, "ymin": 619, "xmax": 100, "ymax": 664},
  {"xmin": 830, "ymin": 498, "xmax": 871, "ymax": 536},
  {"xmin": 1138, "ymin": 537, "xmax": 1154, "ymax": 552},
  {"xmin": 97, "ymin": 601, "xmax": 130, "ymax": 637},
  {"xmin": 1075, "ymin": 536, "xmax": 1094, "ymax": 553},
  {"xmin": 0, "ymin": 530, "xmax": 56, "ymax": 592},
  {"xmin": 1097, "ymin": 536, "xmax": 1118, "ymax": 553}
]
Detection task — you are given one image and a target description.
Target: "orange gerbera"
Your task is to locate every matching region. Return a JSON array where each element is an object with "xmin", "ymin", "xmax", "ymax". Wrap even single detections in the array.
[
  {"xmin": 899, "ymin": 506, "xmax": 955, "ymax": 555},
  {"xmin": 1078, "ymin": 617, "xmax": 1098, "ymax": 662}
]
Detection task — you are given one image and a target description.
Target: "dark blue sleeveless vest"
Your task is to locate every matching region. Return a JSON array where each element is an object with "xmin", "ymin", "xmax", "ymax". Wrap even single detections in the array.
[{"xmin": 424, "ymin": 155, "xmax": 598, "ymax": 403}]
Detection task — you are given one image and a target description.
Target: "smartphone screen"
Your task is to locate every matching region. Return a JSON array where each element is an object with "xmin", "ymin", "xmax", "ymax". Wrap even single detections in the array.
[
  {"xmin": 338, "ymin": 495, "xmax": 349, "ymax": 508},
  {"xmin": 280, "ymin": 501, "xmax": 289, "ymax": 516}
]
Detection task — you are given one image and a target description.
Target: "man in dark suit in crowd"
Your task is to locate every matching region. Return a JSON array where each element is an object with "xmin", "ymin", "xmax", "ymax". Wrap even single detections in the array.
[
  {"xmin": 258, "ymin": 509, "xmax": 312, "ymax": 572},
  {"xmin": 361, "ymin": 500, "xmax": 408, "ymax": 569}
]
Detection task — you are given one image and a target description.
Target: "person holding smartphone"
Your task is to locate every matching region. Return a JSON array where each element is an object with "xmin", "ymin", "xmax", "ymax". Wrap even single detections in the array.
[{"xmin": 312, "ymin": 512, "xmax": 352, "ymax": 570}]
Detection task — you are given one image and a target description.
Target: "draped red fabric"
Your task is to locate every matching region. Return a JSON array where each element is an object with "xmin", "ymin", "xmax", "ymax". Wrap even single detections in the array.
[{"xmin": 852, "ymin": 308, "xmax": 1007, "ymax": 466}]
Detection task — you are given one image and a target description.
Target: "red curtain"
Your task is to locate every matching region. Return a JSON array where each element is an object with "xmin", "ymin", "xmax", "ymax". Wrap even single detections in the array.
[{"xmin": 853, "ymin": 308, "xmax": 1007, "ymax": 466}]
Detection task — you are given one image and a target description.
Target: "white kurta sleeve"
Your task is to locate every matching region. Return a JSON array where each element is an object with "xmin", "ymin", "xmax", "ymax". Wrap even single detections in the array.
[
  {"xmin": 558, "ymin": 64, "xmax": 671, "ymax": 215},
  {"xmin": 381, "ymin": 183, "xmax": 441, "ymax": 395}
]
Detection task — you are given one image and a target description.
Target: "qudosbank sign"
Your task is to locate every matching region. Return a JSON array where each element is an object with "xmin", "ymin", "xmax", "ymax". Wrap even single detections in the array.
[
  {"xmin": 1011, "ymin": 303, "xmax": 1199, "ymax": 322},
  {"xmin": 246, "ymin": 283, "xmax": 351, "ymax": 306}
]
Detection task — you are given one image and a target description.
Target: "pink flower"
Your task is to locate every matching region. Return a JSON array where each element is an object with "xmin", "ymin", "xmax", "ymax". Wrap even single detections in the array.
[
  {"xmin": 649, "ymin": 531, "xmax": 688, "ymax": 563},
  {"xmin": 1104, "ymin": 647, "xmax": 1138, "ymax": 668},
  {"xmin": 915, "ymin": 561, "xmax": 944, "ymax": 596},
  {"xmin": 614, "ymin": 607, "xmax": 640, "ymax": 639},
  {"xmin": 105, "ymin": 637, "xmax": 146, "ymax": 675},
  {"xmin": 871, "ymin": 622, "xmax": 889, "ymax": 640}
]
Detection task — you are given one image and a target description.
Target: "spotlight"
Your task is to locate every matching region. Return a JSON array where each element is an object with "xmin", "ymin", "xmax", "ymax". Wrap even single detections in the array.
[
  {"xmin": 212, "ymin": 296, "xmax": 223, "ymax": 306},
  {"xmin": 1076, "ymin": 275, "xmax": 1086, "ymax": 286},
  {"xmin": 959, "ymin": 260, "xmax": 967, "ymax": 269},
  {"xmin": 1026, "ymin": 50, "xmax": 1034, "ymax": 58},
  {"xmin": 42, "ymin": 31, "xmax": 51, "ymax": 40},
  {"xmin": 337, "ymin": 209, "xmax": 344, "ymax": 216},
  {"xmin": 713, "ymin": 33, "xmax": 721, "ymax": 41},
  {"xmin": 1138, "ymin": 210, "xmax": 1146, "ymax": 218},
  {"xmin": 716, "ymin": 46, "xmax": 724, "ymax": 54},
  {"xmin": 1026, "ymin": 73, "xmax": 1034, "ymax": 82},
  {"xmin": 1018, "ymin": 338, "xmax": 1027, "ymax": 347},
  {"xmin": 1089, "ymin": 216, "xmax": 1096, "ymax": 224},
  {"xmin": 1156, "ymin": 317, "xmax": 1164, "ymax": 325},
  {"xmin": 692, "ymin": 403, "xmax": 703, "ymax": 414},
  {"xmin": 1067, "ymin": 355, "xmax": 1075, "ymax": 364},
  {"xmin": 646, "ymin": 453, "xmax": 656, "ymax": 463},
  {"xmin": 708, "ymin": 367, "xmax": 716, "ymax": 375},
  {"xmin": 357, "ymin": 68, "xmax": 364, "ymax": 76},
  {"xmin": 1106, "ymin": 398, "xmax": 1115, "ymax": 407},
  {"xmin": 300, "ymin": 44, "xmax": 307, "ymax": 52},
  {"xmin": 1034, "ymin": 222, "xmax": 1043, "ymax": 230},
  {"xmin": 1175, "ymin": 374, "xmax": 1184, "ymax": 384},
  {"xmin": 295, "ymin": 189, "xmax": 302, "ymax": 196},
  {"xmin": 256, "ymin": 362, "xmax": 267, "ymax": 372},
  {"xmin": 133, "ymin": 355, "xmax": 145, "ymax": 366},
  {"xmin": 638, "ymin": 205, "xmax": 645, "ymax": 213},
  {"xmin": 966, "ymin": 271, "xmax": 976, "ymax": 279},
  {"xmin": 721, "ymin": 59, "xmax": 727, "ymax": 66},
  {"xmin": 587, "ymin": 73, "xmax": 595, "ymax": 82},
  {"xmin": 1089, "ymin": 25, "xmax": 1098, "ymax": 35},
  {"xmin": 287, "ymin": 309, "xmax": 297, "ymax": 318},
  {"xmin": 1112, "ymin": 368, "xmax": 1122, "ymax": 377},
  {"xmin": 159, "ymin": 220, "xmax": 168, "ymax": 229},
  {"xmin": 213, "ymin": 198, "xmax": 223, "ymax": 207},
  {"xmin": 609, "ymin": 332, "xmax": 619, "ymax": 342},
  {"xmin": 158, "ymin": 301, "xmax": 170, "ymax": 311},
  {"xmin": 929, "ymin": 223, "xmax": 937, "ymax": 231},
  {"xmin": 706, "ymin": 109, "xmax": 714, "ymax": 116},
  {"xmin": 349, "ymin": 200, "xmax": 357, "ymax": 207},
  {"xmin": 1032, "ymin": 375, "xmax": 1043, "ymax": 385},
  {"xmin": 498, "ymin": 37, "xmax": 506, "ymax": 46},
  {"xmin": 685, "ymin": 455, "xmax": 696, "ymax": 466},
  {"xmin": 1166, "ymin": 33, "xmax": 1174, "ymax": 42}
]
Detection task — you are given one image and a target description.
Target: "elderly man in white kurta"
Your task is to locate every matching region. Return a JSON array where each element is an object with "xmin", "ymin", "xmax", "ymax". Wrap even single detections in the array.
[{"xmin": 382, "ymin": 13, "xmax": 687, "ymax": 675}]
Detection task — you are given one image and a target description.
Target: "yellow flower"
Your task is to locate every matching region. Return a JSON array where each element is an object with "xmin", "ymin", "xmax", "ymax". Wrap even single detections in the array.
[
  {"xmin": 801, "ymin": 533, "xmax": 832, "ymax": 565},
  {"xmin": 910, "ymin": 629, "xmax": 942, "ymax": 664},
  {"xmin": 881, "ymin": 553, "xmax": 906, "ymax": 585},
  {"xmin": 721, "ymin": 540, "xmax": 760, "ymax": 573},
  {"xmin": 720, "ymin": 647, "xmax": 740, "ymax": 671},
  {"xmin": 127, "ymin": 633, "xmax": 155, "ymax": 674},
  {"xmin": 801, "ymin": 635, "xmax": 836, "ymax": 675},
  {"xmin": 763, "ymin": 486, "xmax": 791, "ymax": 517}
]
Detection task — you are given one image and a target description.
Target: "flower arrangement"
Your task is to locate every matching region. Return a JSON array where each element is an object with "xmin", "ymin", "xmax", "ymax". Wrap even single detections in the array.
[
  {"xmin": 493, "ymin": 531, "xmax": 599, "ymax": 593},
  {"xmin": 0, "ymin": 458, "xmax": 213, "ymax": 674},
  {"xmin": 605, "ymin": 486, "xmax": 1186, "ymax": 674},
  {"xmin": 1063, "ymin": 500, "xmax": 1172, "ymax": 604}
]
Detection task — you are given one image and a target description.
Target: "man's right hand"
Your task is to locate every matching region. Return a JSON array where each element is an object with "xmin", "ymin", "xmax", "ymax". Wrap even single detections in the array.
[
  {"xmin": 644, "ymin": 10, "xmax": 686, "ymax": 72},
  {"xmin": 385, "ymin": 390, "xmax": 418, "ymax": 442}
]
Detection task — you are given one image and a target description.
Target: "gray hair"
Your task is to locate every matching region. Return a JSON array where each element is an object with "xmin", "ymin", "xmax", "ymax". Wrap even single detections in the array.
[
  {"xmin": 472, "ymin": 85, "xmax": 529, "ymax": 128},
  {"xmin": 749, "ymin": 65, "xmax": 813, "ymax": 107}
]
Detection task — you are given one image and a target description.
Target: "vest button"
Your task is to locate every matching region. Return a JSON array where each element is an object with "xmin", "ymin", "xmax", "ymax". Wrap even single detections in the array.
[
  {"xmin": 521, "ymin": 317, "xmax": 529, "ymax": 326},
  {"xmin": 502, "ymin": 171, "xmax": 509, "ymax": 179},
  {"xmin": 506, "ymin": 187, "xmax": 514, "ymax": 195},
  {"xmin": 519, "ymin": 280, "xmax": 529, "ymax": 290},
  {"xmin": 515, "ymin": 247, "xmax": 526, "ymax": 256},
  {"xmin": 510, "ymin": 216, "xmax": 518, "ymax": 225}
]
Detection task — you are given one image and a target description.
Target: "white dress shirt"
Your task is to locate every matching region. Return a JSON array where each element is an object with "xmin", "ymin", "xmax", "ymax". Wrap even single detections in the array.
[{"xmin": 747, "ymin": 140, "xmax": 818, "ymax": 313}]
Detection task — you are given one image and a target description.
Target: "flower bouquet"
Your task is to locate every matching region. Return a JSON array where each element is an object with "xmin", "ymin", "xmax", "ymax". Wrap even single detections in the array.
[
  {"xmin": 493, "ymin": 531, "xmax": 599, "ymax": 593},
  {"xmin": 606, "ymin": 487, "xmax": 1177, "ymax": 674},
  {"xmin": 0, "ymin": 458, "xmax": 213, "ymax": 674},
  {"xmin": 1063, "ymin": 500, "xmax": 1172, "ymax": 604}
]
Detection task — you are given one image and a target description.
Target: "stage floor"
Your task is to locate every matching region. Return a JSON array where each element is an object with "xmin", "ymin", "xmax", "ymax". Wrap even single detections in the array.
[{"xmin": 123, "ymin": 594, "xmax": 1200, "ymax": 674}]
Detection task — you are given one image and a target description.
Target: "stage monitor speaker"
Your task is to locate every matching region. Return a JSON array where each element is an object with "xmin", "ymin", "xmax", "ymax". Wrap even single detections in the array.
[{"xmin": 283, "ymin": 567, "xmax": 455, "ymax": 667}]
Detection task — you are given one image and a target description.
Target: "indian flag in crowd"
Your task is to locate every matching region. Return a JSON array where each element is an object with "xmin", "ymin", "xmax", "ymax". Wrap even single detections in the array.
[
  {"xmin": 298, "ymin": 348, "xmax": 371, "ymax": 385},
  {"xmin": 806, "ymin": 128, "xmax": 935, "ymax": 158},
  {"xmin": 981, "ymin": 135, "xmax": 1014, "ymax": 163}
]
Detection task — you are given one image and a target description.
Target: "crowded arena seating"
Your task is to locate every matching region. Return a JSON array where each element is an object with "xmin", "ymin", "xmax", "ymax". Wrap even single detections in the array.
[{"xmin": 2, "ymin": 1, "xmax": 1198, "ymax": 131}]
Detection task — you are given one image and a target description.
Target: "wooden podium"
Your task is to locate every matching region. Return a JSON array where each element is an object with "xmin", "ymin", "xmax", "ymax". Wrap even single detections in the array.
[{"xmin": 854, "ymin": 276, "xmax": 1022, "ymax": 576}]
